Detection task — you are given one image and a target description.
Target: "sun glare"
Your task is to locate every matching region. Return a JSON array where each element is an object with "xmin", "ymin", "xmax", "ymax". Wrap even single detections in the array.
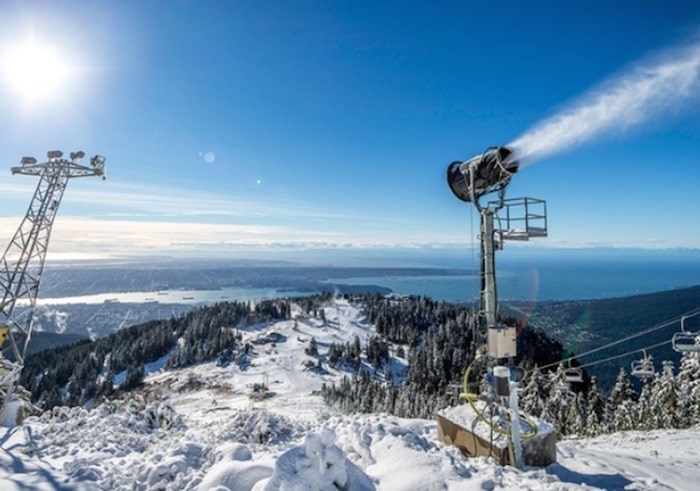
[{"xmin": 1, "ymin": 38, "xmax": 72, "ymax": 104}]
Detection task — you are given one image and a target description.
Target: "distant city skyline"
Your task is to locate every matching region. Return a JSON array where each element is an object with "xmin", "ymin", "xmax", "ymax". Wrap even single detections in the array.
[{"xmin": 1, "ymin": 1, "xmax": 700, "ymax": 262}]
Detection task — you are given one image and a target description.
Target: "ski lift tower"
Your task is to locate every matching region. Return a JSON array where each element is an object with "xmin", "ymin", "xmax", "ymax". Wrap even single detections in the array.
[
  {"xmin": 0, "ymin": 150, "xmax": 105, "ymax": 413},
  {"xmin": 437, "ymin": 146, "xmax": 554, "ymax": 468}
]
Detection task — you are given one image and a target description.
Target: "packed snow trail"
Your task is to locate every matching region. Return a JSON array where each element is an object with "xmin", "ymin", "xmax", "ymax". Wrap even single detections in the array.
[{"xmin": 555, "ymin": 430, "xmax": 700, "ymax": 491}]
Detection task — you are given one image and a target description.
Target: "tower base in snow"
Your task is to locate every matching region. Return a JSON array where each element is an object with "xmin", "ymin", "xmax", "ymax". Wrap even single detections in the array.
[{"xmin": 436, "ymin": 402, "xmax": 557, "ymax": 467}]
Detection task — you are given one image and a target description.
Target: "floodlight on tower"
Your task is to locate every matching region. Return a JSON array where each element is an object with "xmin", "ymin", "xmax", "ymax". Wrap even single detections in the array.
[
  {"xmin": 70, "ymin": 151, "xmax": 85, "ymax": 162},
  {"xmin": 47, "ymin": 150, "xmax": 63, "ymax": 160}
]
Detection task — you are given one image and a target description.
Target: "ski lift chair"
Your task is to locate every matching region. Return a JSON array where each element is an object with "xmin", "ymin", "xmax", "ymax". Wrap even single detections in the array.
[
  {"xmin": 631, "ymin": 350, "xmax": 654, "ymax": 378},
  {"xmin": 672, "ymin": 316, "xmax": 700, "ymax": 353},
  {"xmin": 672, "ymin": 332, "xmax": 700, "ymax": 353},
  {"xmin": 563, "ymin": 367, "xmax": 583, "ymax": 384}
]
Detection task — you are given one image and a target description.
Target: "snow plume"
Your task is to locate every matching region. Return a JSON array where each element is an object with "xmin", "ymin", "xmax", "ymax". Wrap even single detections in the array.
[{"xmin": 509, "ymin": 38, "xmax": 700, "ymax": 166}]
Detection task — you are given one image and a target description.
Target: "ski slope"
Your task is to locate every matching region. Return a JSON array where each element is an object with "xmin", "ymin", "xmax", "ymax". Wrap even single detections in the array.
[{"xmin": 1, "ymin": 298, "xmax": 699, "ymax": 490}]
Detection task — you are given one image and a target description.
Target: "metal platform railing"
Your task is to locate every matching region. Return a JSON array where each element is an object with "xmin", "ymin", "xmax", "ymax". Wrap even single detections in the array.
[{"xmin": 491, "ymin": 197, "xmax": 548, "ymax": 241}]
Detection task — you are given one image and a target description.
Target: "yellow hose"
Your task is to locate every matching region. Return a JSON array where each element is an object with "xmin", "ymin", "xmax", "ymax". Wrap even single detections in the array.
[
  {"xmin": 460, "ymin": 359, "xmax": 539, "ymax": 440},
  {"xmin": 460, "ymin": 357, "xmax": 480, "ymax": 401}
]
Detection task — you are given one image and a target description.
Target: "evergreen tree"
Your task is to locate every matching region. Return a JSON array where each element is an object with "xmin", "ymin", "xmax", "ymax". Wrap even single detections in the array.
[
  {"xmin": 67, "ymin": 378, "xmax": 82, "ymax": 406},
  {"xmin": 676, "ymin": 346, "xmax": 700, "ymax": 426},
  {"xmin": 636, "ymin": 379, "xmax": 655, "ymax": 431},
  {"xmin": 351, "ymin": 336, "xmax": 362, "ymax": 360},
  {"xmin": 542, "ymin": 365, "xmax": 571, "ymax": 434},
  {"xmin": 384, "ymin": 365, "xmax": 394, "ymax": 384},
  {"xmin": 327, "ymin": 343, "xmax": 341, "ymax": 366},
  {"xmin": 306, "ymin": 337, "xmax": 319, "ymax": 356},
  {"xmin": 607, "ymin": 368, "xmax": 637, "ymax": 432},
  {"xmin": 650, "ymin": 361, "xmax": 679, "ymax": 429},
  {"xmin": 584, "ymin": 401, "xmax": 602, "ymax": 437},
  {"xmin": 382, "ymin": 384, "xmax": 397, "ymax": 413},
  {"xmin": 565, "ymin": 392, "xmax": 586, "ymax": 436},
  {"xmin": 520, "ymin": 365, "xmax": 548, "ymax": 418},
  {"xmin": 39, "ymin": 386, "xmax": 63, "ymax": 409},
  {"xmin": 584, "ymin": 377, "xmax": 604, "ymax": 436},
  {"xmin": 122, "ymin": 363, "xmax": 145, "ymax": 391}
]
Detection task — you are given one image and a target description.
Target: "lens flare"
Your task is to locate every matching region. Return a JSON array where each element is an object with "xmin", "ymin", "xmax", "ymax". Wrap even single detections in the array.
[
  {"xmin": 567, "ymin": 309, "xmax": 594, "ymax": 356},
  {"xmin": 1, "ymin": 37, "xmax": 73, "ymax": 104}
]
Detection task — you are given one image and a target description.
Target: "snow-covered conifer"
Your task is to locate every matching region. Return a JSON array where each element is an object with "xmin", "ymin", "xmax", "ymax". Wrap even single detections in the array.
[
  {"xmin": 607, "ymin": 368, "xmax": 637, "ymax": 432},
  {"xmin": 636, "ymin": 378, "xmax": 655, "ymax": 430},
  {"xmin": 676, "ymin": 342, "xmax": 700, "ymax": 426},
  {"xmin": 565, "ymin": 392, "xmax": 586, "ymax": 436},
  {"xmin": 520, "ymin": 365, "xmax": 548, "ymax": 418},
  {"xmin": 650, "ymin": 361, "xmax": 679, "ymax": 429},
  {"xmin": 541, "ymin": 365, "xmax": 571, "ymax": 434},
  {"xmin": 585, "ymin": 376, "xmax": 604, "ymax": 436}
]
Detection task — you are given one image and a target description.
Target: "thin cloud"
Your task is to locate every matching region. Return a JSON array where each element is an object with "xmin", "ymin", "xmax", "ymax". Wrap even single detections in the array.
[
  {"xmin": 0, "ymin": 215, "xmax": 472, "ymax": 259},
  {"xmin": 51, "ymin": 179, "xmax": 395, "ymax": 224}
]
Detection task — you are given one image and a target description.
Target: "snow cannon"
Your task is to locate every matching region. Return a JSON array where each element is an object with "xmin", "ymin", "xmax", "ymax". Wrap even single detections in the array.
[
  {"xmin": 447, "ymin": 146, "xmax": 518, "ymax": 203},
  {"xmin": 439, "ymin": 144, "xmax": 553, "ymax": 469}
]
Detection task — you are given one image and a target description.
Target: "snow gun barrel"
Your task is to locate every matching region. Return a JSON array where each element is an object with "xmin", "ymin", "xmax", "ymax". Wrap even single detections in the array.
[{"xmin": 447, "ymin": 146, "xmax": 519, "ymax": 203}]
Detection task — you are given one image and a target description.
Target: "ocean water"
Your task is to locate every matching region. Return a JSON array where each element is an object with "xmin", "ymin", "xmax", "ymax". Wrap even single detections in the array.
[
  {"xmin": 326, "ymin": 256, "xmax": 700, "ymax": 302},
  {"xmin": 35, "ymin": 254, "xmax": 700, "ymax": 306},
  {"xmin": 35, "ymin": 286, "xmax": 311, "ymax": 306}
]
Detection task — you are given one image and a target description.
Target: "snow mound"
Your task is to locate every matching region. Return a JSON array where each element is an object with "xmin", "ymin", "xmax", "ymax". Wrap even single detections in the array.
[
  {"xmin": 198, "ymin": 460, "xmax": 273, "ymax": 491},
  {"xmin": 263, "ymin": 428, "xmax": 375, "ymax": 491},
  {"xmin": 139, "ymin": 442, "xmax": 208, "ymax": 489},
  {"xmin": 197, "ymin": 442, "xmax": 276, "ymax": 491},
  {"xmin": 335, "ymin": 415, "xmax": 473, "ymax": 490}
]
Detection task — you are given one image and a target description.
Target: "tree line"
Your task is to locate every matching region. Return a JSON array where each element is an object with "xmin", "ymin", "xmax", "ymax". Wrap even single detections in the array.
[
  {"xmin": 321, "ymin": 294, "xmax": 565, "ymax": 418},
  {"xmin": 320, "ymin": 294, "xmax": 700, "ymax": 435},
  {"xmin": 19, "ymin": 298, "xmax": 297, "ymax": 409},
  {"xmin": 19, "ymin": 291, "xmax": 700, "ymax": 437}
]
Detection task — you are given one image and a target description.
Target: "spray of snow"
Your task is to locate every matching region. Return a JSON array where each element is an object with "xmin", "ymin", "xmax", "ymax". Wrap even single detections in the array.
[{"xmin": 509, "ymin": 39, "xmax": 700, "ymax": 166}]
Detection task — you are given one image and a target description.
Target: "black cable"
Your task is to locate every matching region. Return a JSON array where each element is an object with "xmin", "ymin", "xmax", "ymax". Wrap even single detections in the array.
[
  {"xmin": 575, "ymin": 339, "xmax": 673, "ymax": 370},
  {"xmin": 538, "ymin": 307, "xmax": 700, "ymax": 371}
]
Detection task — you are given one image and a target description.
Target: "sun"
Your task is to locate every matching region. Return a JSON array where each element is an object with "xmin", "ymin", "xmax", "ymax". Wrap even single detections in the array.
[{"xmin": 1, "ymin": 37, "xmax": 72, "ymax": 104}]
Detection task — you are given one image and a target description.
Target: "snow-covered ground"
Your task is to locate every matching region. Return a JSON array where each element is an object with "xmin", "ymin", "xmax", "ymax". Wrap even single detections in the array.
[{"xmin": 2, "ymin": 299, "xmax": 699, "ymax": 490}]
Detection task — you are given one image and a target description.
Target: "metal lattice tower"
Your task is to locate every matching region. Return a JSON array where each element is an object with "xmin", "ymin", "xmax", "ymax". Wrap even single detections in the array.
[{"xmin": 0, "ymin": 150, "xmax": 105, "ymax": 404}]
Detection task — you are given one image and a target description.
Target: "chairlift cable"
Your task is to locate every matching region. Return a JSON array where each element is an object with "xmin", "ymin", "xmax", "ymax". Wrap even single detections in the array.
[
  {"xmin": 537, "ymin": 307, "xmax": 700, "ymax": 372},
  {"xmin": 574, "ymin": 339, "xmax": 672, "ymax": 371}
]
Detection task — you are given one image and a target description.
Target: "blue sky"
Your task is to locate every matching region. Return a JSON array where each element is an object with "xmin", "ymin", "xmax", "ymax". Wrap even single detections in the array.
[{"xmin": 0, "ymin": 1, "xmax": 699, "ymax": 263}]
